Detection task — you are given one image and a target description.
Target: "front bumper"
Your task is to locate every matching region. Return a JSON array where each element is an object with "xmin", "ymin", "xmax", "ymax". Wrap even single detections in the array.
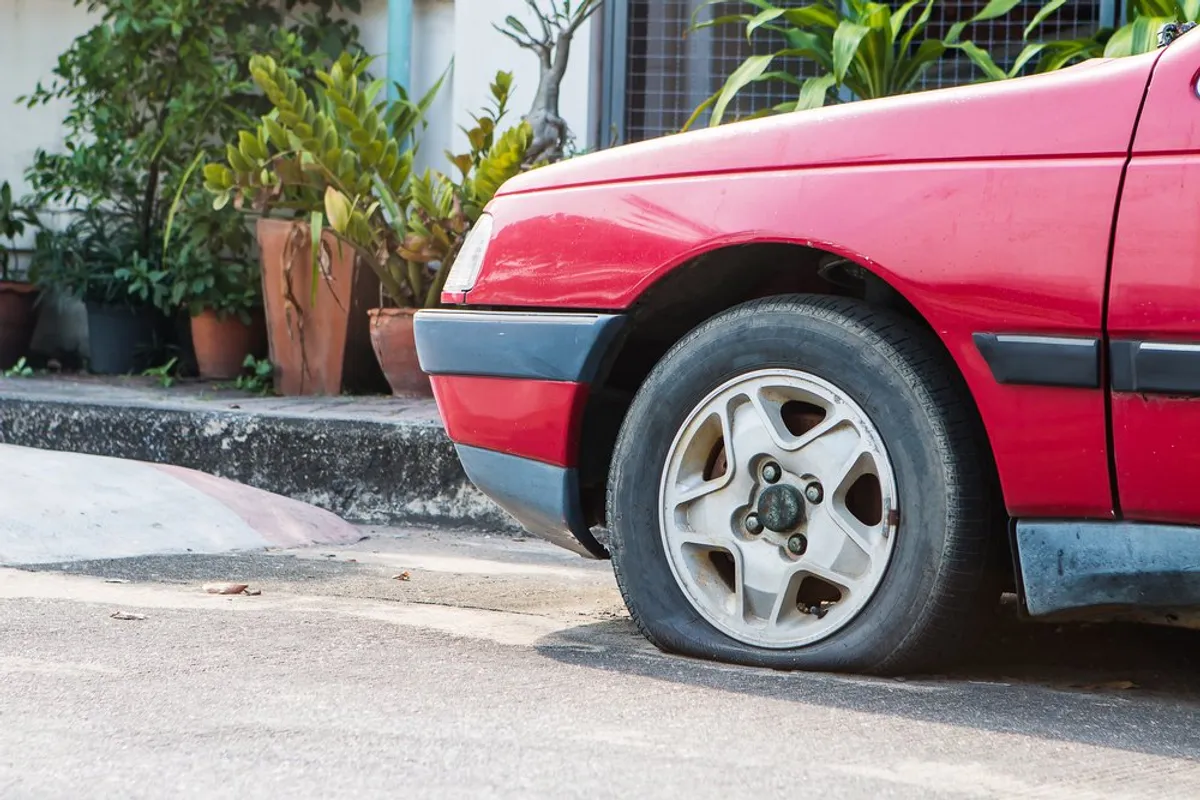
[{"xmin": 414, "ymin": 310, "xmax": 626, "ymax": 557}]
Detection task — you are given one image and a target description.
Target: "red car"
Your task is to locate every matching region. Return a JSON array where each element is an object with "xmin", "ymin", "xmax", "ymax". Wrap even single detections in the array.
[{"xmin": 415, "ymin": 30, "xmax": 1200, "ymax": 673}]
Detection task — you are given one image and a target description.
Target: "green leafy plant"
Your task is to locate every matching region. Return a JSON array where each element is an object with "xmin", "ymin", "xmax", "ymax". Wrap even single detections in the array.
[
  {"xmin": 687, "ymin": 0, "xmax": 1026, "ymax": 128},
  {"xmin": 207, "ymin": 55, "xmax": 530, "ymax": 308},
  {"xmin": 115, "ymin": 254, "xmax": 170, "ymax": 310},
  {"xmin": 20, "ymin": 0, "xmax": 363, "ymax": 311},
  {"xmin": 0, "ymin": 182, "xmax": 39, "ymax": 283},
  {"xmin": 235, "ymin": 354, "xmax": 274, "ymax": 394},
  {"xmin": 142, "ymin": 357, "xmax": 179, "ymax": 388},
  {"xmin": 29, "ymin": 208, "xmax": 149, "ymax": 307},
  {"xmin": 167, "ymin": 193, "xmax": 261, "ymax": 321},
  {"xmin": 3, "ymin": 357, "xmax": 34, "ymax": 378},
  {"xmin": 1022, "ymin": 0, "xmax": 1197, "ymax": 67}
]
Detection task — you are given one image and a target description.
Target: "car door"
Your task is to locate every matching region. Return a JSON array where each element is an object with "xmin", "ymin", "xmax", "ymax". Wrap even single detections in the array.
[{"xmin": 1108, "ymin": 31, "xmax": 1200, "ymax": 523}]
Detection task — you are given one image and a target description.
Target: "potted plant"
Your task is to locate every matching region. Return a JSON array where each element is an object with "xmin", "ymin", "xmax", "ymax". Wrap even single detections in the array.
[
  {"xmin": 166, "ymin": 194, "xmax": 266, "ymax": 380},
  {"xmin": 0, "ymin": 182, "xmax": 40, "ymax": 370},
  {"xmin": 20, "ymin": 0, "xmax": 367, "ymax": 385},
  {"xmin": 208, "ymin": 55, "xmax": 532, "ymax": 396},
  {"xmin": 30, "ymin": 209, "xmax": 166, "ymax": 375}
]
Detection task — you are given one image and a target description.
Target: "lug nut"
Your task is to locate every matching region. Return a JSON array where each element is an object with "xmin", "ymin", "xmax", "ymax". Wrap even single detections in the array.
[
  {"xmin": 804, "ymin": 482, "xmax": 824, "ymax": 504},
  {"xmin": 762, "ymin": 462, "xmax": 782, "ymax": 483},
  {"xmin": 745, "ymin": 514, "xmax": 764, "ymax": 535},
  {"xmin": 786, "ymin": 534, "xmax": 808, "ymax": 556}
]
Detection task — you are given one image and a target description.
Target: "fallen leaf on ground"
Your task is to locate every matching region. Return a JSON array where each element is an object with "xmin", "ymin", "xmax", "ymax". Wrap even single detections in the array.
[
  {"xmin": 110, "ymin": 611, "xmax": 147, "ymax": 621},
  {"xmin": 392, "ymin": 572, "xmax": 412, "ymax": 581},
  {"xmin": 104, "ymin": 579, "xmax": 130, "ymax": 584},
  {"xmin": 203, "ymin": 582, "xmax": 249, "ymax": 595}
]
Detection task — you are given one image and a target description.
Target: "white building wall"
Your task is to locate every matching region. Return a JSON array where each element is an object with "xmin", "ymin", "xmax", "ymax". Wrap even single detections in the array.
[
  {"xmin": 0, "ymin": 0, "xmax": 95, "ymax": 201},
  {"xmin": 0, "ymin": 0, "xmax": 594, "ymax": 202}
]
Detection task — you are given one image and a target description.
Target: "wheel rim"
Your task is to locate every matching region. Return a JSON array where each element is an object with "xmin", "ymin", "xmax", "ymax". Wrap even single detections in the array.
[{"xmin": 658, "ymin": 368, "xmax": 899, "ymax": 649}]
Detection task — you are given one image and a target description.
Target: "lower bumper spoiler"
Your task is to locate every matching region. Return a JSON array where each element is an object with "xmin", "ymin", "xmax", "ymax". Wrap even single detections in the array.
[{"xmin": 415, "ymin": 309, "xmax": 626, "ymax": 558}]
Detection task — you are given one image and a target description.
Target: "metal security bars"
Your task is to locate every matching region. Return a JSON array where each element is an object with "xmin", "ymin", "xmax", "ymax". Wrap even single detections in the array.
[{"xmin": 599, "ymin": 1, "xmax": 1115, "ymax": 144}]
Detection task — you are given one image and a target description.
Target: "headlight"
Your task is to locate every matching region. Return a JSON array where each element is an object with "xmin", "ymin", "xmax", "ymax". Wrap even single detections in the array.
[{"xmin": 443, "ymin": 213, "xmax": 494, "ymax": 294}]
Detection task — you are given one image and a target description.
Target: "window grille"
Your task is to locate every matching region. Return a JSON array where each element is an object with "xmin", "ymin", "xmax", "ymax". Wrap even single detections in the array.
[{"xmin": 605, "ymin": 1, "xmax": 1110, "ymax": 143}]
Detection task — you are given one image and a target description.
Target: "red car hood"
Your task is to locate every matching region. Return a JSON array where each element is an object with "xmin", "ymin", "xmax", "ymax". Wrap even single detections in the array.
[{"xmin": 498, "ymin": 54, "xmax": 1159, "ymax": 197}]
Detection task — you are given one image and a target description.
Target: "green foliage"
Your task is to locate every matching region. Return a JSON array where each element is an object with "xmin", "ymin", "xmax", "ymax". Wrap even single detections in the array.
[
  {"xmin": 169, "ymin": 193, "xmax": 261, "ymax": 321},
  {"xmin": 142, "ymin": 357, "xmax": 179, "ymax": 388},
  {"xmin": 21, "ymin": 0, "xmax": 362, "ymax": 312},
  {"xmin": 0, "ymin": 182, "xmax": 39, "ymax": 283},
  {"xmin": 689, "ymin": 0, "xmax": 1027, "ymax": 128},
  {"xmin": 209, "ymin": 55, "xmax": 531, "ymax": 308},
  {"xmin": 115, "ymin": 253, "xmax": 170, "ymax": 309},
  {"xmin": 235, "ymin": 354, "xmax": 274, "ymax": 394},
  {"xmin": 3, "ymin": 357, "xmax": 34, "ymax": 379},
  {"xmin": 1026, "ymin": 0, "xmax": 1199, "ymax": 63},
  {"xmin": 29, "ymin": 208, "xmax": 149, "ymax": 307}
]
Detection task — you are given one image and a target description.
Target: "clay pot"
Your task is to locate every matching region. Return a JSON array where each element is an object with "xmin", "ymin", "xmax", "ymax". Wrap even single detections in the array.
[
  {"xmin": 191, "ymin": 309, "xmax": 268, "ymax": 380},
  {"xmin": 0, "ymin": 282, "xmax": 39, "ymax": 370},
  {"xmin": 256, "ymin": 218, "xmax": 386, "ymax": 395},
  {"xmin": 369, "ymin": 308, "xmax": 432, "ymax": 397}
]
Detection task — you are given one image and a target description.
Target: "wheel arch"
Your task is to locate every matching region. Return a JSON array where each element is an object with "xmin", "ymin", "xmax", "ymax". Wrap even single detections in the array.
[{"xmin": 578, "ymin": 240, "xmax": 1003, "ymax": 536}]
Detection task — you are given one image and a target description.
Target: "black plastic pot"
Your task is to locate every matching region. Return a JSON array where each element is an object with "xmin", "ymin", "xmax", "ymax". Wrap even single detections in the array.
[{"xmin": 86, "ymin": 302, "xmax": 158, "ymax": 375}]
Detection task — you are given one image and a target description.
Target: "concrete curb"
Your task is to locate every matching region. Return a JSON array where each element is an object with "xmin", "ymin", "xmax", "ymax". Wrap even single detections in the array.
[{"xmin": 0, "ymin": 380, "xmax": 518, "ymax": 532}]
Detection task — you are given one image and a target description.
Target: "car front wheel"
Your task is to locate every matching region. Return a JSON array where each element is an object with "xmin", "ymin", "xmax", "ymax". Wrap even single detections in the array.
[{"xmin": 606, "ymin": 295, "xmax": 998, "ymax": 673}]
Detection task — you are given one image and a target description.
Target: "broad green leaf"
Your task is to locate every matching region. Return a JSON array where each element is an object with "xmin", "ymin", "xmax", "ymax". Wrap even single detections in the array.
[
  {"xmin": 1104, "ymin": 24, "xmax": 1135, "ymax": 57},
  {"xmin": 1024, "ymin": 0, "xmax": 1068, "ymax": 39},
  {"xmin": 1037, "ymin": 39, "xmax": 1101, "ymax": 72},
  {"xmin": 781, "ymin": 5, "xmax": 841, "ymax": 29},
  {"xmin": 894, "ymin": 39, "xmax": 946, "ymax": 91},
  {"xmin": 683, "ymin": 92, "xmax": 718, "ymax": 131},
  {"xmin": 1130, "ymin": 15, "xmax": 1174, "ymax": 55},
  {"xmin": 746, "ymin": 8, "xmax": 786, "ymax": 37},
  {"xmin": 310, "ymin": 211, "xmax": 324, "ymax": 307},
  {"xmin": 833, "ymin": 22, "xmax": 871, "ymax": 83},
  {"xmin": 900, "ymin": 0, "xmax": 936, "ymax": 54},
  {"xmin": 1185, "ymin": 0, "xmax": 1200, "ymax": 22},
  {"xmin": 952, "ymin": 41, "xmax": 1007, "ymax": 81},
  {"xmin": 711, "ymin": 53, "xmax": 777, "ymax": 126},
  {"xmin": 1133, "ymin": 0, "xmax": 1178, "ymax": 17},
  {"xmin": 947, "ymin": 0, "xmax": 1020, "ymax": 43},
  {"xmin": 691, "ymin": 14, "xmax": 758, "ymax": 33},
  {"xmin": 796, "ymin": 73, "xmax": 838, "ymax": 109},
  {"xmin": 1008, "ymin": 42, "xmax": 1048, "ymax": 76},
  {"xmin": 890, "ymin": 0, "xmax": 923, "ymax": 39}
]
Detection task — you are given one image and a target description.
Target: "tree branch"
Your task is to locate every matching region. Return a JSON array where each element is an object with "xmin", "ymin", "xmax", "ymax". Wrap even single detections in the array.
[
  {"xmin": 494, "ymin": 24, "xmax": 550, "ymax": 56},
  {"xmin": 568, "ymin": 0, "xmax": 602, "ymax": 35},
  {"xmin": 525, "ymin": 0, "xmax": 554, "ymax": 42}
]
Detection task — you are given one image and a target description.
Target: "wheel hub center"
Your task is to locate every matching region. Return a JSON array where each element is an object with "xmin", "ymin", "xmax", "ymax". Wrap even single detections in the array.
[{"xmin": 757, "ymin": 484, "xmax": 805, "ymax": 532}]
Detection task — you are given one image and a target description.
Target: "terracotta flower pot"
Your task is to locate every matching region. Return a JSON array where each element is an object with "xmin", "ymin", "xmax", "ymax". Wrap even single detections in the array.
[
  {"xmin": 0, "ymin": 281, "xmax": 39, "ymax": 370},
  {"xmin": 191, "ymin": 309, "xmax": 267, "ymax": 380},
  {"xmin": 369, "ymin": 308, "xmax": 432, "ymax": 397},
  {"xmin": 256, "ymin": 218, "xmax": 386, "ymax": 396}
]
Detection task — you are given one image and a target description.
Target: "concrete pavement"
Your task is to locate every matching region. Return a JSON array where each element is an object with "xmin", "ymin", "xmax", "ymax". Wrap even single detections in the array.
[
  {"xmin": 0, "ymin": 444, "xmax": 361, "ymax": 563},
  {"xmin": 3, "ymin": 526, "xmax": 1200, "ymax": 799}
]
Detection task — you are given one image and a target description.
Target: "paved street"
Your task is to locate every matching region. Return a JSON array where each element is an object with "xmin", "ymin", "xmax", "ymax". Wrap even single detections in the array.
[{"xmin": 3, "ymin": 527, "xmax": 1200, "ymax": 799}]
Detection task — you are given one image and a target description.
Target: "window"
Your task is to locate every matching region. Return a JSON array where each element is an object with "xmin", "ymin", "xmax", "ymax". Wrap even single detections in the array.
[{"xmin": 600, "ymin": 1, "xmax": 1114, "ymax": 144}]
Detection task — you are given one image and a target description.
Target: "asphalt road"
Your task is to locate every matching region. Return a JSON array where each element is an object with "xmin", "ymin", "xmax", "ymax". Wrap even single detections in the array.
[{"xmin": 3, "ymin": 527, "xmax": 1200, "ymax": 799}]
